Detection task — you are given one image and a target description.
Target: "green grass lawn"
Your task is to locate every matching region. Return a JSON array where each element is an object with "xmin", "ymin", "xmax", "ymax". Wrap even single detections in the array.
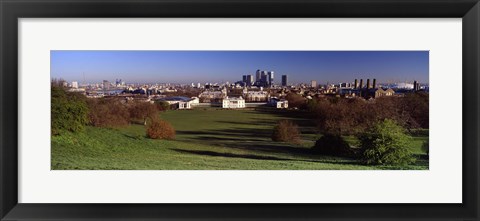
[{"xmin": 51, "ymin": 107, "xmax": 429, "ymax": 170}]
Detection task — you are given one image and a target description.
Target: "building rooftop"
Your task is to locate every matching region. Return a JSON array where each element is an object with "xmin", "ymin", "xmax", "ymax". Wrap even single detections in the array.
[
  {"xmin": 160, "ymin": 96, "xmax": 193, "ymax": 102},
  {"xmin": 224, "ymin": 96, "xmax": 244, "ymax": 101}
]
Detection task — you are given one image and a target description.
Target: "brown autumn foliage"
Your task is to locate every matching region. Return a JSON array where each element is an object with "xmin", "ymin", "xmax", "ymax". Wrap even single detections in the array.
[
  {"xmin": 146, "ymin": 119, "xmax": 176, "ymax": 140},
  {"xmin": 310, "ymin": 92, "xmax": 429, "ymax": 136},
  {"xmin": 271, "ymin": 120, "xmax": 301, "ymax": 144},
  {"xmin": 285, "ymin": 93, "xmax": 306, "ymax": 109},
  {"xmin": 87, "ymin": 98, "xmax": 130, "ymax": 128},
  {"xmin": 128, "ymin": 101, "xmax": 159, "ymax": 125}
]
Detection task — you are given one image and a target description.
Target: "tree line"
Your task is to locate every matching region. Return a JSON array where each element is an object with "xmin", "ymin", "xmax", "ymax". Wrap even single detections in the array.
[
  {"xmin": 275, "ymin": 92, "xmax": 429, "ymax": 166},
  {"xmin": 51, "ymin": 82, "xmax": 175, "ymax": 140}
]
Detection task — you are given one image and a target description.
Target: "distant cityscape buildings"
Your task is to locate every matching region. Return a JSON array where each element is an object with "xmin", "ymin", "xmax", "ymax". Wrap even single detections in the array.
[
  {"xmin": 71, "ymin": 81, "xmax": 78, "ymax": 89},
  {"xmin": 254, "ymin": 70, "xmax": 274, "ymax": 87},
  {"xmin": 103, "ymin": 80, "xmax": 110, "ymax": 91},
  {"xmin": 60, "ymin": 69, "xmax": 427, "ymax": 111},
  {"xmin": 282, "ymin": 75, "xmax": 288, "ymax": 87}
]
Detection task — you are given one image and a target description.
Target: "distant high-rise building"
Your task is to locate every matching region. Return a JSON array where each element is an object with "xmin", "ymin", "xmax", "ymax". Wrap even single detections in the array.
[
  {"xmin": 267, "ymin": 71, "xmax": 274, "ymax": 86},
  {"xmin": 255, "ymin": 70, "xmax": 275, "ymax": 87},
  {"xmin": 256, "ymin": 70, "xmax": 261, "ymax": 82},
  {"xmin": 71, "ymin": 81, "xmax": 78, "ymax": 89},
  {"xmin": 311, "ymin": 80, "xmax": 317, "ymax": 88},
  {"xmin": 242, "ymin": 75, "xmax": 247, "ymax": 83},
  {"xmin": 261, "ymin": 72, "xmax": 267, "ymax": 85},
  {"xmin": 413, "ymin": 80, "xmax": 420, "ymax": 91},
  {"xmin": 247, "ymin": 75, "xmax": 254, "ymax": 86},
  {"xmin": 282, "ymin": 75, "xmax": 288, "ymax": 86}
]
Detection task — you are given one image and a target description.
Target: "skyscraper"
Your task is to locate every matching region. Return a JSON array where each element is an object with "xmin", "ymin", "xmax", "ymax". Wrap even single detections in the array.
[
  {"xmin": 311, "ymin": 80, "xmax": 317, "ymax": 88},
  {"xmin": 247, "ymin": 75, "xmax": 254, "ymax": 86},
  {"xmin": 261, "ymin": 72, "xmax": 267, "ymax": 86},
  {"xmin": 413, "ymin": 80, "xmax": 420, "ymax": 91},
  {"xmin": 255, "ymin": 70, "xmax": 261, "ymax": 82},
  {"xmin": 267, "ymin": 71, "xmax": 274, "ymax": 86},
  {"xmin": 282, "ymin": 75, "xmax": 288, "ymax": 86}
]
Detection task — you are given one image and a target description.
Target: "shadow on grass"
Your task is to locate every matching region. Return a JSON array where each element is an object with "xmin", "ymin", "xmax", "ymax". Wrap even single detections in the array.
[
  {"xmin": 172, "ymin": 148, "xmax": 295, "ymax": 161},
  {"xmin": 170, "ymin": 148, "xmax": 360, "ymax": 165},
  {"xmin": 175, "ymin": 127, "xmax": 323, "ymax": 160},
  {"xmin": 195, "ymin": 136, "xmax": 264, "ymax": 142},
  {"xmin": 123, "ymin": 133, "xmax": 145, "ymax": 140}
]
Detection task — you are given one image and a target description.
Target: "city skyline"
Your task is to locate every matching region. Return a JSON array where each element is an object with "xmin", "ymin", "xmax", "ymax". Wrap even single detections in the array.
[{"xmin": 51, "ymin": 50, "xmax": 429, "ymax": 84}]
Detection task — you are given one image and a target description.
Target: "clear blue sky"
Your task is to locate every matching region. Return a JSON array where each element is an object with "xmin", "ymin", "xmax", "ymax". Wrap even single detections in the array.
[{"xmin": 51, "ymin": 51, "xmax": 429, "ymax": 84}]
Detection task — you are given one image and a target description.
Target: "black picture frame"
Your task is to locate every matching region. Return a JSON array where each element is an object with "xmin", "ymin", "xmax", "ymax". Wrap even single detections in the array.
[{"xmin": 1, "ymin": 0, "xmax": 479, "ymax": 220}]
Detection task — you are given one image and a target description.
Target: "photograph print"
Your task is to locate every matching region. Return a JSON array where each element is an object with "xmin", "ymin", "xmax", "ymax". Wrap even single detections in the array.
[{"xmin": 51, "ymin": 51, "xmax": 429, "ymax": 170}]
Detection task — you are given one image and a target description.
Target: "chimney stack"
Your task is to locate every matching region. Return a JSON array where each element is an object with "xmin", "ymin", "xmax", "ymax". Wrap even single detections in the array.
[
  {"xmin": 373, "ymin": 79, "xmax": 376, "ymax": 89},
  {"xmin": 359, "ymin": 79, "xmax": 363, "ymax": 89},
  {"xmin": 354, "ymin": 79, "xmax": 358, "ymax": 89},
  {"xmin": 366, "ymin": 79, "xmax": 371, "ymax": 89},
  {"xmin": 413, "ymin": 80, "xmax": 418, "ymax": 91}
]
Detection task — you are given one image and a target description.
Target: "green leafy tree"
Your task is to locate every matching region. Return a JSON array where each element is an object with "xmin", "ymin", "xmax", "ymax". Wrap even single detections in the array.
[
  {"xmin": 51, "ymin": 86, "xmax": 89, "ymax": 135},
  {"xmin": 358, "ymin": 119, "xmax": 415, "ymax": 166}
]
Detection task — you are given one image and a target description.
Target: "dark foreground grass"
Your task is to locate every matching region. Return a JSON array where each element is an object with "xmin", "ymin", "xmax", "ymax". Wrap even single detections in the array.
[{"xmin": 52, "ymin": 108, "xmax": 429, "ymax": 170}]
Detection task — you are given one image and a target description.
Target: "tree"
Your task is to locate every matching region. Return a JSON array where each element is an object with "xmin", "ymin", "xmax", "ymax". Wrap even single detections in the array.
[
  {"xmin": 400, "ymin": 92, "xmax": 429, "ymax": 129},
  {"xmin": 312, "ymin": 134, "xmax": 353, "ymax": 157},
  {"xmin": 87, "ymin": 98, "xmax": 130, "ymax": 128},
  {"xmin": 312, "ymin": 98, "xmax": 369, "ymax": 136},
  {"xmin": 155, "ymin": 101, "xmax": 171, "ymax": 111},
  {"xmin": 51, "ymin": 85, "xmax": 89, "ymax": 135},
  {"xmin": 285, "ymin": 93, "xmax": 306, "ymax": 109},
  {"xmin": 146, "ymin": 119, "xmax": 176, "ymax": 140},
  {"xmin": 358, "ymin": 119, "xmax": 415, "ymax": 166},
  {"xmin": 271, "ymin": 120, "xmax": 301, "ymax": 144},
  {"xmin": 129, "ymin": 101, "xmax": 159, "ymax": 125}
]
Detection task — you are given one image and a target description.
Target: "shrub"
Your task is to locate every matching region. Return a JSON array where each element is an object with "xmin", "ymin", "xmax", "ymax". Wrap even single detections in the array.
[
  {"xmin": 51, "ymin": 86, "xmax": 89, "ymax": 135},
  {"xmin": 146, "ymin": 119, "xmax": 176, "ymax": 140},
  {"xmin": 312, "ymin": 134, "xmax": 353, "ymax": 157},
  {"xmin": 271, "ymin": 120, "xmax": 301, "ymax": 144},
  {"xmin": 357, "ymin": 119, "xmax": 415, "ymax": 166}
]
